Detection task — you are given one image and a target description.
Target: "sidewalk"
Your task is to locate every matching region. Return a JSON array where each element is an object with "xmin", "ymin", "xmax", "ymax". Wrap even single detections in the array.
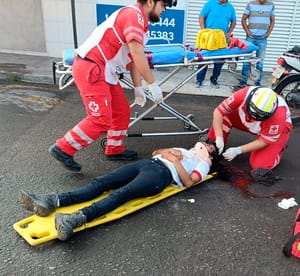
[{"xmin": 0, "ymin": 52, "xmax": 273, "ymax": 97}]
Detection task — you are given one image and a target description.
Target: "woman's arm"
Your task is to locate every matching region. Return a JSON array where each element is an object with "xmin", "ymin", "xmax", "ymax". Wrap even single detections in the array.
[
  {"xmin": 162, "ymin": 152, "xmax": 200, "ymax": 188},
  {"xmin": 152, "ymin": 148, "xmax": 183, "ymax": 160}
]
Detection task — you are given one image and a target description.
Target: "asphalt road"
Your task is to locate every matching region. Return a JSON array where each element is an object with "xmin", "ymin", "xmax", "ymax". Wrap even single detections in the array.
[{"xmin": 1, "ymin": 81, "xmax": 300, "ymax": 275}]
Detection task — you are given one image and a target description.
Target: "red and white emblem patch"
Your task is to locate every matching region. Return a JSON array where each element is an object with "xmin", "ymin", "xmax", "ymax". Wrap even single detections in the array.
[
  {"xmin": 88, "ymin": 101, "xmax": 99, "ymax": 113},
  {"xmin": 88, "ymin": 101, "xmax": 101, "ymax": 116},
  {"xmin": 269, "ymin": 124, "xmax": 279, "ymax": 135},
  {"xmin": 137, "ymin": 13, "xmax": 144, "ymax": 27}
]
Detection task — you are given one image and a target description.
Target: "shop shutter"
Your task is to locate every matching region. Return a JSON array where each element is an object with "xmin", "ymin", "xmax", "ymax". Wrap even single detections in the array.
[{"xmin": 185, "ymin": 0, "xmax": 300, "ymax": 72}]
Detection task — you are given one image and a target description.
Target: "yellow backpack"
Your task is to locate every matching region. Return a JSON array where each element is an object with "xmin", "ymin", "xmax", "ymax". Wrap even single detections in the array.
[{"xmin": 195, "ymin": 29, "xmax": 227, "ymax": 50}]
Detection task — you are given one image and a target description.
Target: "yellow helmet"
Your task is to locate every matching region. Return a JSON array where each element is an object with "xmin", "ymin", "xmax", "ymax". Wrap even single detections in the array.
[{"xmin": 246, "ymin": 87, "xmax": 278, "ymax": 121}]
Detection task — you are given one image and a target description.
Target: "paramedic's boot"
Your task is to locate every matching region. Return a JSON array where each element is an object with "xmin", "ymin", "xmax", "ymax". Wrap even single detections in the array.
[
  {"xmin": 106, "ymin": 149, "xmax": 138, "ymax": 161},
  {"xmin": 20, "ymin": 190, "xmax": 58, "ymax": 217},
  {"xmin": 55, "ymin": 211, "xmax": 87, "ymax": 241},
  {"xmin": 251, "ymin": 168, "xmax": 281, "ymax": 186},
  {"xmin": 49, "ymin": 144, "xmax": 82, "ymax": 172}
]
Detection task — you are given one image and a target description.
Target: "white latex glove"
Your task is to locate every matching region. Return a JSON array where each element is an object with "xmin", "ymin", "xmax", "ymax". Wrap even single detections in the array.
[
  {"xmin": 148, "ymin": 82, "xmax": 163, "ymax": 104},
  {"xmin": 278, "ymin": 198, "xmax": 298, "ymax": 209},
  {"xmin": 215, "ymin": 136, "xmax": 224, "ymax": 155},
  {"xmin": 222, "ymin": 146, "xmax": 242, "ymax": 161},
  {"xmin": 134, "ymin": 86, "xmax": 146, "ymax": 107}
]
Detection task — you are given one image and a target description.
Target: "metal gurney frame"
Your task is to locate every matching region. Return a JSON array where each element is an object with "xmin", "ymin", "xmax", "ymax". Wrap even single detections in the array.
[{"xmin": 52, "ymin": 44, "xmax": 259, "ymax": 143}]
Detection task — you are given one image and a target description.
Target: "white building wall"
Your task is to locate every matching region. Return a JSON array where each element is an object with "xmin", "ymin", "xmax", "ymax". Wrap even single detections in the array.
[
  {"xmin": 0, "ymin": 0, "xmax": 46, "ymax": 55},
  {"xmin": 41, "ymin": 0, "xmax": 74, "ymax": 57},
  {"xmin": 75, "ymin": 0, "xmax": 98, "ymax": 45},
  {"xmin": 41, "ymin": 0, "xmax": 300, "ymax": 69},
  {"xmin": 42, "ymin": 0, "xmax": 187, "ymax": 57},
  {"xmin": 186, "ymin": 0, "xmax": 300, "ymax": 72}
]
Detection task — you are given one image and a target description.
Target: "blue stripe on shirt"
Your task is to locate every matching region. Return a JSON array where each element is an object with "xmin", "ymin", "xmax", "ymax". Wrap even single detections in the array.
[{"xmin": 244, "ymin": 1, "xmax": 275, "ymax": 37}]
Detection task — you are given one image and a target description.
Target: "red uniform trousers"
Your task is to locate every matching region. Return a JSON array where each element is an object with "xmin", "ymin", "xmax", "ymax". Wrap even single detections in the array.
[
  {"xmin": 207, "ymin": 115, "xmax": 291, "ymax": 170},
  {"xmin": 56, "ymin": 57, "xmax": 130, "ymax": 156}
]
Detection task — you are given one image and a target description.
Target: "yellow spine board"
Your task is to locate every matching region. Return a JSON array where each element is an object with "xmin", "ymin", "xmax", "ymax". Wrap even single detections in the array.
[{"xmin": 13, "ymin": 174, "xmax": 216, "ymax": 246}]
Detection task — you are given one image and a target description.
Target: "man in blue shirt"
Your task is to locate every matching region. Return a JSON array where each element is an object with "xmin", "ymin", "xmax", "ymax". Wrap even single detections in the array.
[
  {"xmin": 239, "ymin": 0, "xmax": 275, "ymax": 87},
  {"xmin": 196, "ymin": 0, "xmax": 236, "ymax": 89}
]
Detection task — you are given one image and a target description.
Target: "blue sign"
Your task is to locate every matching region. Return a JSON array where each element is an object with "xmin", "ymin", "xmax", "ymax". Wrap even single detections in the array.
[{"xmin": 96, "ymin": 4, "xmax": 185, "ymax": 45}]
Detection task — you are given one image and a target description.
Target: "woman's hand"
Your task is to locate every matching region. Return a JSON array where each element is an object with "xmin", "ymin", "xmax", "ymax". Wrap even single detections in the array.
[
  {"xmin": 152, "ymin": 148, "xmax": 183, "ymax": 161},
  {"xmin": 161, "ymin": 152, "xmax": 180, "ymax": 163},
  {"xmin": 168, "ymin": 149, "xmax": 183, "ymax": 160}
]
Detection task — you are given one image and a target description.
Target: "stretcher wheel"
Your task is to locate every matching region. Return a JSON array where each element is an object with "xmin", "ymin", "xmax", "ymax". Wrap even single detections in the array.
[
  {"xmin": 100, "ymin": 137, "xmax": 107, "ymax": 150},
  {"xmin": 228, "ymin": 63, "xmax": 237, "ymax": 72},
  {"xmin": 249, "ymin": 67, "xmax": 259, "ymax": 81},
  {"xmin": 183, "ymin": 114, "xmax": 195, "ymax": 129}
]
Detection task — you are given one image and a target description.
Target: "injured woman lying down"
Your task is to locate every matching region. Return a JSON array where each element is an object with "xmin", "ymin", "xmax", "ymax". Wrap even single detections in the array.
[{"xmin": 20, "ymin": 141, "xmax": 217, "ymax": 241}]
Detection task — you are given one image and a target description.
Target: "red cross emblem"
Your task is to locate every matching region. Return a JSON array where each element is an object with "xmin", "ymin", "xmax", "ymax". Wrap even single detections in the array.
[
  {"xmin": 88, "ymin": 101, "xmax": 99, "ymax": 113},
  {"xmin": 269, "ymin": 124, "xmax": 279, "ymax": 135}
]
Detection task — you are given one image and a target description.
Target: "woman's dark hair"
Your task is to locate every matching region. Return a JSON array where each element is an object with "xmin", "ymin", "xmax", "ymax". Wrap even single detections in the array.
[
  {"xmin": 210, "ymin": 158, "xmax": 234, "ymax": 181},
  {"xmin": 206, "ymin": 139, "xmax": 234, "ymax": 181}
]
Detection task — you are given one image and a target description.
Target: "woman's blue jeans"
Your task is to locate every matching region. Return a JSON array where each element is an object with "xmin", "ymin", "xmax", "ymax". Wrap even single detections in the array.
[
  {"xmin": 58, "ymin": 158, "xmax": 173, "ymax": 222},
  {"xmin": 241, "ymin": 36, "xmax": 267, "ymax": 84}
]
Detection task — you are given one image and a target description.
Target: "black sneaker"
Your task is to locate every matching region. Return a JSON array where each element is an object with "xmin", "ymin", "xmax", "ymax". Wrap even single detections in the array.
[
  {"xmin": 254, "ymin": 82, "xmax": 262, "ymax": 86},
  {"xmin": 196, "ymin": 81, "xmax": 203, "ymax": 88},
  {"xmin": 238, "ymin": 81, "xmax": 248, "ymax": 88},
  {"xmin": 251, "ymin": 168, "xmax": 281, "ymax": 186},
  {"xmin": 49, "ymin": 144, "xmax": 82, "ymax": 172},
  {"xmin": 106, "ymin": 150, "xmax": 138, "ymax": 161},
  {"xmin": 210, "ymin": 77, "xmax": 220, "ymax": 89}
]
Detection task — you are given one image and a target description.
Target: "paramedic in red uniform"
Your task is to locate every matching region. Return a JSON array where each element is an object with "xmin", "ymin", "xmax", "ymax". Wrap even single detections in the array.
[
  {"xmin": 207, "ymin": 86, "xmax": 292, "ymax": 184},
  {"xmin": 49, "ymin": 0, "xmax": 177, "ymax": 172}
]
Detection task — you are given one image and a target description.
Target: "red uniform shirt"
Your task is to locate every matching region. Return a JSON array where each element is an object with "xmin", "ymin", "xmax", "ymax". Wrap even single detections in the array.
[
  {"xmin": 81, "ymin": 3, "xmax": 149, "ymax": 65},
  {"xmin": 217, "ymin": 87, "xmax": 292, "ymax": 145}
]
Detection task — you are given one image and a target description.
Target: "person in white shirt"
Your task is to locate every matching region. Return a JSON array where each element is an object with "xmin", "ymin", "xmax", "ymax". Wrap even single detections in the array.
[{"xmin": 20, "ymin": 141, "xmax": 217, "ymax": 241}]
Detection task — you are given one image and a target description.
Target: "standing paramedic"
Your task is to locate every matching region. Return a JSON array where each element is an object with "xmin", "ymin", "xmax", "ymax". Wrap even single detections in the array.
[
  {"xmin": 239, "ymin": 0, "xmax": 275, "ymax": 87},
  {"xmin": 207, "ymin": 86, "xmax": 292, "ymax": 185},
  {"xmin": 196, "ymin": 0, "xmax": 236, "ymax": 89},
  {"xmin": 49, "ymin": 0, "xmax": 177, "ymax": 172}
]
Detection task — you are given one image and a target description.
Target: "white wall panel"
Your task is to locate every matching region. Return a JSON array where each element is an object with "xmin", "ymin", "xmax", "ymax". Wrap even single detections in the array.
[{"xmin": 186, "ymin": 0, "xmax": 300, "ymax": 72}]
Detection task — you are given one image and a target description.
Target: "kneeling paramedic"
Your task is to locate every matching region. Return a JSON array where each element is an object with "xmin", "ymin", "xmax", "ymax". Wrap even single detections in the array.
[{"xmin": 207, "ymin": 86, "xmax": 292, "ymax": 185}]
